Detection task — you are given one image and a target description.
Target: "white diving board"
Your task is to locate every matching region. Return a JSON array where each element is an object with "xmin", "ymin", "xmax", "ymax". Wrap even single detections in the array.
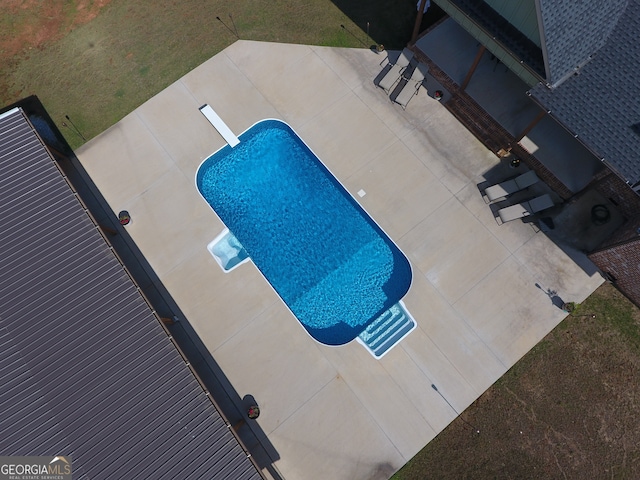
[{"xmin": 199, "ymin": 104, "xmax": 240, "ymax": 147}]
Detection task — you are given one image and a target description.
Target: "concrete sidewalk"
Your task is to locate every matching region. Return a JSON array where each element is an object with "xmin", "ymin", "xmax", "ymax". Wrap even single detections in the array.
[{"xmin": 76, "ymin": 40, "xmax": 603, "ymax": 480}]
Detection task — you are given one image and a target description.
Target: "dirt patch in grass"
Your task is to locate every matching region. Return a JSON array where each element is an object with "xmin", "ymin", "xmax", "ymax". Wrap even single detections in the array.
[
  {"xmin": 1, "ymin": 1, "xmax": 111, "ymax": 59},
  {"xmin": 394, "ymin": 283, "xmax": 640, "ymax": 480},
  {"xmin": 0, "ymin": 0, "xmax": 418, "ymax": 149},
  {"xmin": 0, "ymin": 0, "xmax": 114, "ymax": 85}
]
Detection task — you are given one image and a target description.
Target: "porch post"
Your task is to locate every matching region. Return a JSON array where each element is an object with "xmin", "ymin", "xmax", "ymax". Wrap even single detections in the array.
[
  {"xmin": 515, "ymin": 109, "xmax": 547, "ymax": 142},
  {"xmin": 461, "ymin": 45, "xmax": 486, "ymax": 90},
  {"xmin": 410, "ymin": 0, "xmax": 430, "ymax": 44}
]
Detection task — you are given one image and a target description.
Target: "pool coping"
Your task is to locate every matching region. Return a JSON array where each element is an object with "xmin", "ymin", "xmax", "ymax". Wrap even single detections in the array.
[{"xmin": 194, "ymin": 117, "xmax": 416, "ymax": 349}]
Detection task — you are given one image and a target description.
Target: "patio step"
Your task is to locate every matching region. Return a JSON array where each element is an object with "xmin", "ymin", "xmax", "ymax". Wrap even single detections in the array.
[{"xmin": 357, "ymin": 303, "xmax": 416, "ymax": 359}]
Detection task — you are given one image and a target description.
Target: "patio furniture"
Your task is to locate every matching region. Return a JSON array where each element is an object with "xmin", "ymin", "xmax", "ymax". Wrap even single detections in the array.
[
  {"xmin": 392, "ymin": 62, "xmax": 429, "ymax": 109},
  {"xmin": 377, "ymin": 48, "xmax": 414, "ymax": 93},
  {"xmin": 497, "ymin": 193, "xmax": 554, "ymax": 223},
  {"xmin": 484, "ymin": 170, "xmax": 539, "ymax": 202}
]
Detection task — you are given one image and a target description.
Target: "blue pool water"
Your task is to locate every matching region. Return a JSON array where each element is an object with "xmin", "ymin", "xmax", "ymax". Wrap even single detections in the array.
[{"xmin": 196, "ymin": 119, "xmax": 412, "ymax": 345}]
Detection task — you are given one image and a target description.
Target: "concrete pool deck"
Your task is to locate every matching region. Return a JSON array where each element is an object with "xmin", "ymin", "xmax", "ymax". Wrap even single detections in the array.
[{"xmin": 76, "ymin": 40, "xmax": 603, "ymax": 480}]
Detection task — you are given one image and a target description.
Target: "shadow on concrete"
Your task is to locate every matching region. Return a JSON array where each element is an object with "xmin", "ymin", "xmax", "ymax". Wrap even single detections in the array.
[
  {"xmin": 372, "ymin": 53, "xmax": 398, "ymax": 88},
  {"xmin": 477, "ymin": 157, "xmax": 622, "ymax": 278},
  {"xmin": 21, "ymin": 96, "xmax": 283, "ymax": 480},
  {"xmin": 487, "ymin": 190, "xmax": 618, "ymax": 278},
  {"xmin": 369, "ymin": 462, "xmax": 397, "ymax": 480},
  {"xmin": 330, "ymin": 0, "xmax": 445, "ymax": 49},
  {"xmin": 536, "ymin": 190, "xmax": 624, "ymax": 278},
  {"xmin": 242, "ymin": 394, "xmax": 260, "ymax": 410},
  {"xmin": 539, "ymin": 190, "xmax": 625, "ymax": 252},
  {"xmin": 535, "ymin": 283, "xmax": 568, "ymax": 310}
]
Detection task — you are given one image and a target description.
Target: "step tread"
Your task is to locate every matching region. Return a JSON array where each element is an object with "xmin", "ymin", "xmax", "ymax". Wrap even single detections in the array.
[
  {"xmin": 358, "ymin": 303, "xmax": 416, "ymax": 359},
  {"xmin": 371, "ymin": 320, "xmax": 415, "ymax": 357},
  {"xmin": 364, "ymin": 313, "xmax": 408, "ymax": 349},
  {"xmin": 359, "ymin": 310, "xmax": 403, "ymax": 343}
]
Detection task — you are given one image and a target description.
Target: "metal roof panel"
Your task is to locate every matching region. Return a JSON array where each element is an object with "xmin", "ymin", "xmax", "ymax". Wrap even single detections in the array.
[{"xmin": 0, "ymin": 107, "xmax": 261, "ymax": 479}]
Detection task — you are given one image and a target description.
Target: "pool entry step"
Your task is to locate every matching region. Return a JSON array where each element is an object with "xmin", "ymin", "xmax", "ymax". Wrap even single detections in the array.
[{"xmin": 357, "ymin": 302, "xmax": 416, "ymax": 359}]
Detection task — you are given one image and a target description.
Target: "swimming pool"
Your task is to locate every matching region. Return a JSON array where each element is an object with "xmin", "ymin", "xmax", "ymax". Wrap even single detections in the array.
[{"xmin": 196, "ymin": 119, "xmax": 412, "ymax": 346}]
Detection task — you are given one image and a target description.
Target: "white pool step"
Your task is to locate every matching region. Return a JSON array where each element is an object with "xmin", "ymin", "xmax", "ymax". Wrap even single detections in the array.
[
  {"xmin": 199, "ymin": 104, "xmax": 240, "ymax": 147},
  {"xmin": 207, "ymin": 229, "xmax": 250, "ymax": 273},
  {"xmin": 357, "ymin": 302, "xmax": 416, "ymax": 359}
]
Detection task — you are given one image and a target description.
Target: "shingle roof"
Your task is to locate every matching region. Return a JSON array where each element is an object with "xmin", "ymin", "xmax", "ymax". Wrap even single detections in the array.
[
  {"xmin": 530, "ymin": 0, "xmax": 640, "ymax": 187},
  {"xmin": 536, "ymin": 0, "xmax": 628, "ymax": 86},
  {"xmin": 442, "ymin": 0, "xmax": 545, "ymax": 77},
  {"xmin": 0, "ymin": 107, "xmax": 263, "ymax": 479}
]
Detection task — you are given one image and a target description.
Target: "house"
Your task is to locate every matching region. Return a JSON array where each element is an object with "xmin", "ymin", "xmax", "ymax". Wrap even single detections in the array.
[{"xmin": 411, "ymin": 0, "xmax": 640, "ymax": 306}]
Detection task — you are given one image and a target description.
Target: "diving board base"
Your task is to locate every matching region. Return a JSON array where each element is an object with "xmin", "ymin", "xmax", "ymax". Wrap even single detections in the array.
[{"xmin": 199, "ymin": 104, "xmax": 240, "ymax": 147}]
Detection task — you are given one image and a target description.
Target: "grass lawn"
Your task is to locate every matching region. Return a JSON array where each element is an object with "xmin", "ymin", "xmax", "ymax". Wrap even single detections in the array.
[
  {"xmin": 0, "ymin": 0, "xmax": 419, "ymax": 149},
  {"xmin": 393, "ymin": 282, "xmax": 640, "ymax": 479}
]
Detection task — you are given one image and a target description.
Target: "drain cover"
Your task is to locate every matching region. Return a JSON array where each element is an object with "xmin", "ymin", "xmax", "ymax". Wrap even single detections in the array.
[{"xmin": 591, "ymin": 204, "xmax": 610, "ymax": 225}]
